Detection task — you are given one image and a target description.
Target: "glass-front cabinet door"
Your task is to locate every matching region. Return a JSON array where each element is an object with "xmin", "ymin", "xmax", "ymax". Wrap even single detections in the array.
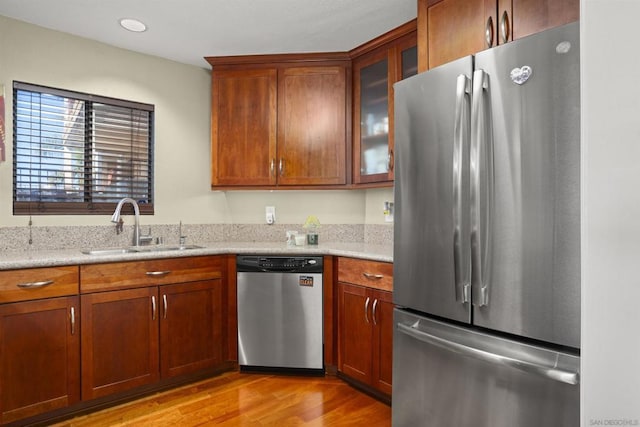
[
  {"xmin": 353, "ymin": 31, "xmax": 417, "ymax": 185},
  {"xmin": 356, "ymin": 52, "xmax": 390, "ymax": 182}
]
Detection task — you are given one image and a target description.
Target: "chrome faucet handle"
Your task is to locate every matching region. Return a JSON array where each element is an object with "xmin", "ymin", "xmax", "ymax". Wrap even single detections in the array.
[{"xmin": 139, "ymin": 226, "xmax": 154, "ymax": 245}]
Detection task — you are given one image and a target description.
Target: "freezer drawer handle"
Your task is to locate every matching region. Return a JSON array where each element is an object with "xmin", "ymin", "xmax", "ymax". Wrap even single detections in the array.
[{"xmin": 397, "ymin": 322, "xmax": 579, "ymax": 386}]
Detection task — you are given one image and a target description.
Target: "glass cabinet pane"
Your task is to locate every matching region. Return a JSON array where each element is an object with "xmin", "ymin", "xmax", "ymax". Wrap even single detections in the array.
[
  {"xmin": 360, "ymin": 58, "xmax": 389, "ymax": 176},
  {"xmin": 402, "ymin": 46, "xmax": 418, "ymax": 79}
]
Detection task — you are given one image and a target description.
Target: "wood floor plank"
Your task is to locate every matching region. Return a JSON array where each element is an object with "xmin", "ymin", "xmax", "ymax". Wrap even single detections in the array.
[{"xmin": 50, "ymin": 372, "xmax": 391, "ymax": 426}]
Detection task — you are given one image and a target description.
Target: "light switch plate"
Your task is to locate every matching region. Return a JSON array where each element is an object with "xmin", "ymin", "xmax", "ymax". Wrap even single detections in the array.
[{"xmin": 384, "ymin": 201, "xmax": 394, "ymax": 223}]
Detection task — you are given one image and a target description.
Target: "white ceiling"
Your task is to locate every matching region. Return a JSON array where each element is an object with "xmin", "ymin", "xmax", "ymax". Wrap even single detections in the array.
[{"xmin": 0, "ymin": 0, "xmax": 417, "ymax": 68}]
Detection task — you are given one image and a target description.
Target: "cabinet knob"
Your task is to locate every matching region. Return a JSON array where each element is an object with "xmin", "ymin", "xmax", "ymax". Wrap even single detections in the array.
[{"xmin": 485, "ymin": 16, "xmax": 494, "ymax": 48}]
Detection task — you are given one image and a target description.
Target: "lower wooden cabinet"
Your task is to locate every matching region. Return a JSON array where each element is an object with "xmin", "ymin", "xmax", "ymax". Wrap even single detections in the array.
[
  {"xmin": 81, "ymin": 287, "xmax": 160, "ymax": 400},
  {"xmin": 81, "ymin": 279, "xmax": 224, "ymax": 400},
  {"xmin": 0, "ymin": 297, "xmax": 80, "ymax": 424},
  {"xmin": 160, "ymin": 280, "xmax": 223, "ymax": 378},
  {"xmin": 338, "ymin": 282, "xmax": 393, "ymax": 396}
]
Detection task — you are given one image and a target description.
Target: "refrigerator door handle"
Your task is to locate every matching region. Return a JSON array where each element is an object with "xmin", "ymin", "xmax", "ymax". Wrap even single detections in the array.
[
  {"xmin": 470, "ymin": 69, "xmax": 493, "ymax": 307},
  {"xmin": 397, "ymin": 322, "xmax": 580, "ymax": 386},
  {"xmin": 453, "ymin": 74, "xmax": 472, "ymax": 304}
]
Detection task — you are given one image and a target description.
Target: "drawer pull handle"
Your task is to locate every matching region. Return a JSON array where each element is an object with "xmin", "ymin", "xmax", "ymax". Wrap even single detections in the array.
[
  {"xmin": 146, "ymin": 270, "xmax": 171, "ymax": 277},
  {"xmin": 362, "ymin": 273, "xmax": 384, "ymax": 280},
  {"xmin": 16, "ymin": 280, "xmax": 54, "ymax": 289}
]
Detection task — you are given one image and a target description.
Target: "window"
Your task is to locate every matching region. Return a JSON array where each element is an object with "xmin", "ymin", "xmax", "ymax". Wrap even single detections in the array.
[{"xmin": 13, "ymin": 81, "xmax": 154, "ymax": 215}]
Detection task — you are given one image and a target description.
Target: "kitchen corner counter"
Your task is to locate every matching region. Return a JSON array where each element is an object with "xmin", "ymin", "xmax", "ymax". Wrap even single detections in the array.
[{"xmin": 0, "ymin": 242, "xmax": 393, "ymax": 271}]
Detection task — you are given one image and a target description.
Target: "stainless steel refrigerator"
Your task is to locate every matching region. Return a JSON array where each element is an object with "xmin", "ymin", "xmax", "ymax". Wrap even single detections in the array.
[{"xmin": 392, "ymin": 22, "xmax": 580, "ymax": 426}]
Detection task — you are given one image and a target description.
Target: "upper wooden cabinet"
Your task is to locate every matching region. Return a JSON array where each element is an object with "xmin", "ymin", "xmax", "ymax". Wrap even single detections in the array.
[
  {"xmin": 418, "ymin": 0, "xmax": 579, "ymax": 71},
  {"xmin": 277, "ymin": 66, "xmax": 347, "ymax": 186},
  {"xmin": 211, "ymin": 68, "xmax": 277, "ymax": 186},
  {"xmin": 207, "ymin": 54, "xmax": 350, "ymax": 189},
  {"xmin": 350, "ymin": 21, "xmax": 417, "ymax": 185}
]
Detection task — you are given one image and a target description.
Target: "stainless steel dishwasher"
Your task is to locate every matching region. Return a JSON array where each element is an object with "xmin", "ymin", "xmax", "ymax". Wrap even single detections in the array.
[{"xmin": 236, "ymin": 255, "xmax": 324, "ymax": 374}]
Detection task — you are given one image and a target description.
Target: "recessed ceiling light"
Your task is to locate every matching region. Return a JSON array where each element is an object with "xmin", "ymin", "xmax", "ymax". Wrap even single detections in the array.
[{"xmin": 119, "ymin": 18, "xmax": 147, "ymax": 33}]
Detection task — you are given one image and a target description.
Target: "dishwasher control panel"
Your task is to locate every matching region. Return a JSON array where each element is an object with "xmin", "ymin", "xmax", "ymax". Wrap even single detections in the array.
[{"xmin": 236, "ymin": 255, "xmax": 323, "ymax": 273}]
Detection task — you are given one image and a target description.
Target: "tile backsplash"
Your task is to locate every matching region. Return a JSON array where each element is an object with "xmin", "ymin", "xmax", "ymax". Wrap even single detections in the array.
[{"xmin": 0, "ymin": 223, "xmax": 392, "ymax": 252}]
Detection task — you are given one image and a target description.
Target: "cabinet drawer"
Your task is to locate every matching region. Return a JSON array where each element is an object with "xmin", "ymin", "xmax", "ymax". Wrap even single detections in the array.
[
  {"xmin": 80, "ymin": 256, "xmax": 223, "ymax": 293},
  {"xmin": 0, "ymin": 266, "xmax": 79, "ymax": 303},
  {"xmin": 337, "ymin": 257, "xmax": 393, "ymax": 292}
]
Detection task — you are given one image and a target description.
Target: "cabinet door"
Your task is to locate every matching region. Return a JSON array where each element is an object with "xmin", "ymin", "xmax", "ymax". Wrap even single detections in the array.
[
  {"xmin": 338, "ymin": 283, "xmax": 372, "ymax": 385},
  {"xmin": 277, "ymin": 66, "xmax": 346, "ymax": 186},
  {"xmin": 353, "ymin": 50, "xmax": 391, "ymax": 184},
  {"xmin": 160, "ymin": 279, "xmax": 223, "ymax": 378},
  {"xmin": 81, "ymin": 288, "xmax": 159, "ymax": 400},
  {"xmin": 212, "ymin": 68, "xmax": 277, "ymax": 186},
  {"xmin": 370, "ymin": 289, "xmax": 393, "ymax": 395},
  {"xmin": 0, "ymin": 297, "xmax": 79, "ymax": 424},
  {"xmin": 511, "ymin": 0, "xmax": 579, "ymax": 40},
  {"xmin": 427, "ymin": 0, "xmax": 488, "ymax": 69}
]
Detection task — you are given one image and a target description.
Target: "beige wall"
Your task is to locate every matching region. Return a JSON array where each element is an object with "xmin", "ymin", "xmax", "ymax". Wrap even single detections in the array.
[{"xmin": 0, "ymin": 16, "xmax": 390, "ymax": 228}]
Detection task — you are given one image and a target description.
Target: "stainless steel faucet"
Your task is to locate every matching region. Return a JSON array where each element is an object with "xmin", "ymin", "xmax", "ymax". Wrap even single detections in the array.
[{"xmin": 111, "ymin": 198, "xmax": 142, "ymax": 247}]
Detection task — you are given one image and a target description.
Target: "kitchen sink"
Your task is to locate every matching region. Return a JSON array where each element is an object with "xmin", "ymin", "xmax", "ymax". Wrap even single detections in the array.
[
  {"xmin": 133, "ymin": 244, "xmax": 203, "ymax": 252},
  {"xmin": 81, "ymin": 245, "xmax": 203, "ymax": 255}
]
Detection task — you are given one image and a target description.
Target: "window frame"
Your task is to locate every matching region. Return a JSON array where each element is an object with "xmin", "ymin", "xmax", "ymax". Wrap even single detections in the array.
[{"xmin": 12, "ymin": 81, "xmax": 155, "ymax": 216}]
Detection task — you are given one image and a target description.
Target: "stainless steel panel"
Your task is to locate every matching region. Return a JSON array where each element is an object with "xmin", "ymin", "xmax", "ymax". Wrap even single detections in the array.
[
  {"xmin": 473, "ymin": 22, "xmax": 580, "ymax": 347},
  {"xmin": 393, "ymin": 309, "xmax": 580, "ymax": 427},
  {"xmin": 237, "ymin": 272, "xmax": 323, "ymax": 369},
  {"xmin": 393, "ymin": 56, "xmax": 473, "ymax": 324}
]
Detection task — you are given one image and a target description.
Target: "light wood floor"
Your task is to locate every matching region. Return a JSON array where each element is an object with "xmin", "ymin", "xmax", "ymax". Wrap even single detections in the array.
[{"xmin": 51, "ymin": 372, "xmax": 392, "ymax": 426}]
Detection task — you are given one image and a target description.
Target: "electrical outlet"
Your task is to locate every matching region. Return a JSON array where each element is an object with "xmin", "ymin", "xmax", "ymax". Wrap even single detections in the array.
[{"xmin": 265, "ymin": 206, "xmax": 276, "ymax": 224}]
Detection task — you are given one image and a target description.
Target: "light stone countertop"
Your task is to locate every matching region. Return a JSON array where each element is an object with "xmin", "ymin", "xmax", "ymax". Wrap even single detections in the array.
[{"xmin": 0, "ymin": 241, "xmax": 393, "ymax": 271}]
